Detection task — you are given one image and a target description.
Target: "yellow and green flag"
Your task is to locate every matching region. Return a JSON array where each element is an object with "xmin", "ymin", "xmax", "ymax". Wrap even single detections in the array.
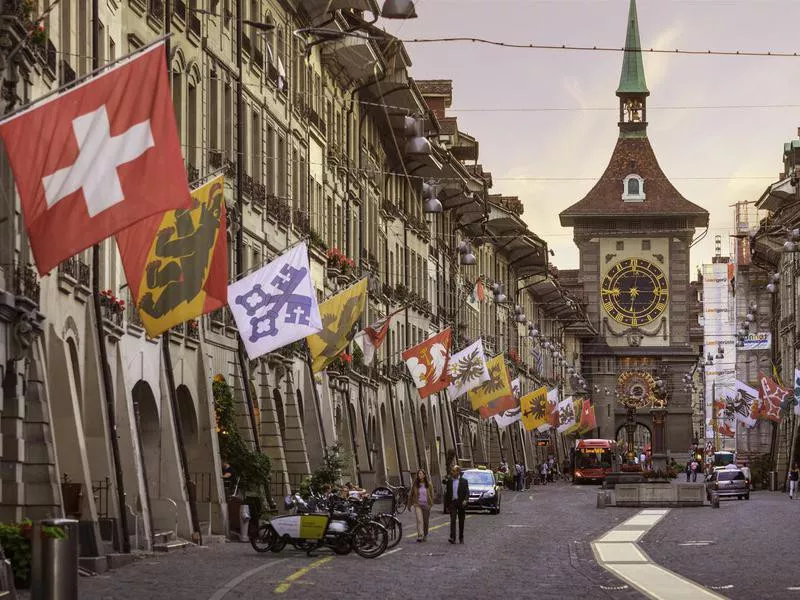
[
  {"xmin": 520, "ymin": 386, "xmax": 549, "ymax": 431},
  {"xmin": 307, "ymin": 278, "xmax": 368, "ymax": 372},
  {"xmin": 565, "ymin": 397, "xmax": 584, "ymax": 435},
  {"xmin": 116, "ymin": 176, "xmax": 227, "ymax": 338}
]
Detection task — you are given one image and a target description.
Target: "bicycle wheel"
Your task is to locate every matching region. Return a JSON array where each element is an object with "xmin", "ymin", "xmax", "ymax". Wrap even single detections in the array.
[
  {"xmin": 395, "ymin": 489, "xmax": 408, "ymax": 514},
  {"xmin": 351, "ymin": 522, "xmax": 388, "ymax": 558},
  {"xmin": 250, "ymin": 524, "xmax": 278, "ymax": 553},
  {"xmin": 376, "ymin": 514, "xmax": 402, "ymax": 549}
]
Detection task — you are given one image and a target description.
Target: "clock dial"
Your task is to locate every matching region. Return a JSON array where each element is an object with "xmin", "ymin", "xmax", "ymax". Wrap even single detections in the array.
[{"xmin": 601, "ymin": 257, "xmax": 668, "ymax": 326}]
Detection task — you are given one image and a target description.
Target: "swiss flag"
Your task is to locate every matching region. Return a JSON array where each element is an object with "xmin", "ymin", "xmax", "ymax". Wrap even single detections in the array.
[{"xmin": 0, "ymin": 42, "xmax": 190, "ymax": 275}]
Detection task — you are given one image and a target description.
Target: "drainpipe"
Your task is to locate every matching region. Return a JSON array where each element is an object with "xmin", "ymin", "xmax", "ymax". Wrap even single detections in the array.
[{"xmin": 93, "ymin": 0, "xmax": 130, "ymax": 553}]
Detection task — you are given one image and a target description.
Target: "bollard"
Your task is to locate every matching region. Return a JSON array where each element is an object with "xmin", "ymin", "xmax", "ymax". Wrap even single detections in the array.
[
  {"xmin": 605, "ymin": 490, "xmax": 614, "ymax": 507},
  {"xmin": 31, "ymin": 518, "xmax": 79, "ymax": 600},
  {"xmin": 596, "ymin": 490, "xmax": 606, "ymax": 509},
  {"xmin": 711, "ymin": 493, "xmax": 720, "ymax": 509}
]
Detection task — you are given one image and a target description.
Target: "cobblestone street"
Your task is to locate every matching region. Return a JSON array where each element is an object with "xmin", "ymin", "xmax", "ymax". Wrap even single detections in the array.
[{"xmin": 63, "ymin": 483, "xmax": 642, "ymax": 600}]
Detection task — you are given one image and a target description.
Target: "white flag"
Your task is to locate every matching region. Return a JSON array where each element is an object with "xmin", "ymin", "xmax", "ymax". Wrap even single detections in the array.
[
  {"xmin": 795, "ymin": 369, "xmax": 800, "ymax": 417},
  {"xmin": 556, "ymin": 395, "xmax": 576, "ymax": 433},
  {"xmin": 446, "ymin": 338, "xmax": 490, "ymax": 398},
  {"xmin": 227, "ymin": 242, "xmax": 322, "ymax": 359},
  {"xmin": 494, "ymin": 407, "xmax": 521, "ymax": 428}
]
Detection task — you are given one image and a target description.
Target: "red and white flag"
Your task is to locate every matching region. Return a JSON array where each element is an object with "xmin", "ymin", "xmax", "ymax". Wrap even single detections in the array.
[
  {"xmin": 758, "ymin": 373, "xmax": 790, "ymax": 422},
  {"xmin": 402, "ymin": 328, "xmax": 452, "ymax": 399},
  {"xmin": 0, "ymin": 42, "xmax": 190, "ymax": 275},
  {"xmin": 353, "ymin": 306, "xmax": 404, "ymax": 366}
]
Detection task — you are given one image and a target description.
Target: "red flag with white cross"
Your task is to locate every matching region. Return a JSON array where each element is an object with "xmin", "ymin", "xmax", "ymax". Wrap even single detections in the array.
[{"xmin": 0, "ymin": 42, "xmax": 190, "ymax": 275}]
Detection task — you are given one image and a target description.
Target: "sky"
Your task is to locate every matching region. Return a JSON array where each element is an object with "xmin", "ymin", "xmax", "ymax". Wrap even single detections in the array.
[{"xmin": 385, "ymin": 0, "xmax": 800, "ymax": 273}]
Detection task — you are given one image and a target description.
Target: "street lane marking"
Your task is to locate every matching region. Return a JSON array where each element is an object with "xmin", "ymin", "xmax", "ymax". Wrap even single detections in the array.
[
  {"xmin": 709, "ymin": 585, "xmax": 734, "ymax": 590},
  {"xmin": 786, "ymin": 587, "xmax": 800, "ymax": 591},
  {"xmin": 378, "ymin": 547, "xmax": 403, "ymax": 558},
  {"xmin": 679, "ymin": 541, "xmax": 713, "ymax": 546},
  {"xmin": 208, "ymin": 558, "xmax": 288, "ymax": 600},
  {"xmin": 404, "ymin": 515, "xmax": 472, "ymax": 538},
  {"xmin": 273, "ymin": 556, "xmax": 333, "ymax": 595},
  {"xmin": 592, "ymin": 510, "xmax": 727, "ymax": 600}
]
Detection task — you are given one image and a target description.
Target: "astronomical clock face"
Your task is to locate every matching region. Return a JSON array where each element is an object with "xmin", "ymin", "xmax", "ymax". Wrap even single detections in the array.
[{"xmin": 601, "ymin": 258, "xmax": 668, "ymax": 327}]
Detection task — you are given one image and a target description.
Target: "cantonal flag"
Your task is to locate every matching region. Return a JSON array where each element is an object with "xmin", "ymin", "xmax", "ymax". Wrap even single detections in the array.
[
  {"xmin": 352, "ymin": 306, "xmax": 404, "ymax": 366},
  {"xmin": 547, "ymin": 388, "xmax": 560, "ymax": 430},
  {"xmin": 520, "ymin": 386, "xmax": 548, "ymax": 432},
  {"xmin": 402, "ymin": 328, "xmax": 452, "ymax": 399},
  {"xmin": 758, "ymin": 373, "xmax": 790, "ymax": 422},
  {"xmin": 468, "ymin": 354, "xmax": 512, "ymax": 415},
  {"xmin": 578, "ymin": 399, "xmax": 597, "ymax": 435},
  {"xmin": 116, "ymin": 176, "xmax": 227, "ymax": 338}
]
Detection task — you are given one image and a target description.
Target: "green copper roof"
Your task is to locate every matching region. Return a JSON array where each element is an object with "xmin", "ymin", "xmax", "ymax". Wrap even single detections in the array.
[{"xmin": 617, "ymin": 0, "xmax": 649, "ymax": 95}]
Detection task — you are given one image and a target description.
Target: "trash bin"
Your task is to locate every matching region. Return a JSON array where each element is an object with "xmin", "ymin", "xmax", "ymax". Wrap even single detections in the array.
[
  {"xmin": 31, "ymin": 518, "xmax": 79, "ymax": 600},
  {"xmin": 769, "ymin": 471, "xmax": 778, "ymax": 492},
  {"xmin": 596, "ymin": 491, "xmax": 606, "ymax": 509}
]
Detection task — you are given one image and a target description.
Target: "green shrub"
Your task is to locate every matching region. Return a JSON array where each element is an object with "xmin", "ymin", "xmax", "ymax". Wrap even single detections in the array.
[
  {"xmin": 299, "ymin": 442, "xmax": 350, "ymax": 498},
  {"xmin": 213, "ymin": 379, "xmax": 271, "ymax": 497}
]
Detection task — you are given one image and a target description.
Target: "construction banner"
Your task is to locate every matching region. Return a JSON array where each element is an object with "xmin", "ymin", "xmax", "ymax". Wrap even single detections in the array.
[{"xmin": 117, "ymin": 175, "xmax": 227, "ymax": 338}]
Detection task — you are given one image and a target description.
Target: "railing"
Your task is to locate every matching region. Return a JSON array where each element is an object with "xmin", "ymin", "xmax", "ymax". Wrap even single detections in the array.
[
  {"xmin": 292, "ymin": 207, "xmax": 310, "ymax": 234},
  {"xmin": 92, "ymin": 477, "xmax": 113, "ymax": 519},
  {"xmin": 187, "ymin": 163, "xmax": 200, "ymax": 184},
  {"xmin": 13, "ymin": 261, "xmax": 40, "ymax": 305},
  {"xmin": 307, "ymin": 107, "xmax": 326, "ymax": 135},
  {"xmin": 77, "ymin": 259, "xmax": 90, "ymax": 287},
  {"xmin": 266, "ymin": 195, "xmax": 291, "ymax": 226},
  {"xmin": 209, "ymin": 150, "xmax": 223, "ymax": 169},
  {"xmin": 252, "ymin": 182, "xmax": 266, "ymax": 209},
  {"xmin": 100, "ymin": 300, "xmax": 124, "ymax": 326},
  {"xmin": 58, "ymin": 256, "xmax": 78, "ymax": 279},
  {"xmin": 172, "ymin": 321, "xmax": 185, "ymax": 335},
  {"xmin": 186, "ymin": 318, "xmax": 200, "ymax": 340}
]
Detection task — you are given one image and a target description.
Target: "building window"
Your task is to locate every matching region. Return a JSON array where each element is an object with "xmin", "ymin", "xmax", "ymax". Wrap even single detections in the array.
[
  {"xmin": 642, "ymin": 239, "xmax": 651, "ymax": 251},
  {"xmin": 616, "ymin": 241, "xmax": 624, "ymax": 251},
  {"xmin": 622, "ymin": 174, "xmax": 646, "ymax": 202}
]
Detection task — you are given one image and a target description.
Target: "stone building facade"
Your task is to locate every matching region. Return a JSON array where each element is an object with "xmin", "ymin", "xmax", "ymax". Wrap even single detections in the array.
[{"xmin": 0, "ymin": 0, "xmax": 592, "ymax": 559}]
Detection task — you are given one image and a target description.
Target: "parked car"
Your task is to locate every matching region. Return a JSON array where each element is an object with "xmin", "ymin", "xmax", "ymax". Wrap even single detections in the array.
[
  {"xmin": 706, "ymin": 467, "xmax": 750, "ymax": 501},
  {"xmin": 463, "ymin": 467, "xmax": 502, "ymax": 514}
]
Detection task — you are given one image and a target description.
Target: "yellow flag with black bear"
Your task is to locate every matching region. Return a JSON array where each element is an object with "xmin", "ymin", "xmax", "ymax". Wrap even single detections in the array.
[
  {"xmin": 116, "ymin": 176, "xmax": 227, "ymax": 338},
  {"xmin": 307, "ymin": 278, "xmax": 368, "ymax": 373}
]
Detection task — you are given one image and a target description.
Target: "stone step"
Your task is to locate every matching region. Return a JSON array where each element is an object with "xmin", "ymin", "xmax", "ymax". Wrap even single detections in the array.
[
  {"xmin": 153, "ymin": 540, "xmax": 191, "ymax": 552},
  {"xmin": 152, "ymin": 529, "xmax": 174, "ymax": 543}
]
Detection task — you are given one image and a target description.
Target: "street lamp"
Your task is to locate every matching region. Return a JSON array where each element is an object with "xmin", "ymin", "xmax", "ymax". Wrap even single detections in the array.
[{"xmin": 381, "ymin": 0, "xmax": 418, "ymax": 18}]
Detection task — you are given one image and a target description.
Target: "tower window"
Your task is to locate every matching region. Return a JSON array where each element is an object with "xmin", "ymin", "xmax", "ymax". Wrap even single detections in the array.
[
  {"xmin": 616, "ymin": 241, "xmax": 624, "ymax": 251},
  {"xmin": 642, "ymin": 240, "xmax": 651, "ymax": 250},
  {"xmin": 622, "ymin": 174, "xmax": 646, "ymax": 202}
]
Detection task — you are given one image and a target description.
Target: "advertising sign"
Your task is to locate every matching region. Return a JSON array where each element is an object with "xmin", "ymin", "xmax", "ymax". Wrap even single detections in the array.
[{"xmin": 741, "ymin": 332, "xmax": 771, "ymax": 351}]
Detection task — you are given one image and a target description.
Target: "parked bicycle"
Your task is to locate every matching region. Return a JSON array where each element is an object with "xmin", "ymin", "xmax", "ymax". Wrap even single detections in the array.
[
  {"xmin": 250, "ymin": 492, "xmax": 388, "ymax": 558},
  {"xmin": 373, "ymin": 481, "xmax": 408, "ymax": 514}
]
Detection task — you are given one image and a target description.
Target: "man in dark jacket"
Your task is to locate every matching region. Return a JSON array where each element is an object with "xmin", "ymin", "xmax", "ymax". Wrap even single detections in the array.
[{"xmin": 444, "ymin": 465, "xmax": 469, "ymax": 544}]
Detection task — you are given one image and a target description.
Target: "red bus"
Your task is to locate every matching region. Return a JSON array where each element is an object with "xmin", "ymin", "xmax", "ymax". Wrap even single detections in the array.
[{"xmin": 573, "ymin": 439, "xmax": 618, "ymax": 484}]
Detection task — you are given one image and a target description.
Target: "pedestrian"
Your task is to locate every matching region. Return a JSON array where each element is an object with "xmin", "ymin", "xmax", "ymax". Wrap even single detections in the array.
[
  {"xmin": 690, "ymin": 459, "xmax": 699, "ymax": 482},
  {"xmin": 444, "ymin": 465, "xmax": 469, "ymax": 544},
  {"xmin": 788, "ymin": 464, "xmax": 799, "ymax": 499},
  {"xmin": 540, "ymin": 462, "xmax": 549, "ymax": 485},
  {"xmin": 741, "ymin": 460, "xmax": 752, "ymax": 490},
  {"xmin": 685, "ymin": 461, "xmax": 692, "ymax": 482},
  {"xmin": 515, "ymin": 463, "xmax": 524, "ymax": 491},
  {"xmin": 407, "ymin": 469, "xmax": 434, "ymax": 542}
]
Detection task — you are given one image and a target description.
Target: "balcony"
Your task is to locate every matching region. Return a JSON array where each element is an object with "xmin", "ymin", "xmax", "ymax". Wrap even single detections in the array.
[
  {"xmin": 252, "ymin": 182, "xmax": 266, "ymax": 210},
  {"xmin": 293, "ymin": 207, "xmax": 311, "ymax": 235},
  {"xmin": 13, "ymin": 262, "xmax": 40, "ymax": 307},
  {"xmin": 266, "ymin": 195, "xmax": 290, "ymax": 226},
  {"xmin": 306, "ymin": 107, "xmax": 326, "ymax": 136},
  {"xmin": 187, "ymin": 163, "xmax": 200, "ymax": 184},
  {"xmin": 77, "ymin": 259, "xmax": 90, "ymax": 288},
  {"xmin": 35, "ymin": 39, "xmax": 57, "ymax": 77},
  {"xmin": 186, "ymin": 319, "xmax": 200, "ymax": 340}
]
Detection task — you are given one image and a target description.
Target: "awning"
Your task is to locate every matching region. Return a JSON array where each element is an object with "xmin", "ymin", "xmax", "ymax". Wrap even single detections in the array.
[
  {"xmin": 756, "ymin": 176, "xmax": 796, "ymax": 212},
  {"xmin": 320, "ymin": 29, "xmax": 379, "ymax": 83}
]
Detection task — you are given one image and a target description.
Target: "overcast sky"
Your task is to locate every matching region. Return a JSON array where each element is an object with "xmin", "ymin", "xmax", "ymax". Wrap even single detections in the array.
[{"xmin": 385, "ymin": 0, "xmax": 800, "ymax": 274}]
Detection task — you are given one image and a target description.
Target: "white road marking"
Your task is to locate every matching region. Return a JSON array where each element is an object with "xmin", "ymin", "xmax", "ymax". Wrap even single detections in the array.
[
  {"xmin": 787, "ymin": 587, "xmax": 800, "ymax": 591},
  {"xmin": 679, "ymin": 541, "xmax": 713, "ymax": 546},
  {"xmin": 378, "ymin": 547, "xmax": 403, "ymax": 558},
  {"xmin": 208, "ymin": 558, "xmax": 289, "ymax": 600},
  {"xmin": 592, "ymin": 509, "xmax": 727, "ymax": 600},
  {"xmin": 709, "ymin": 585, "xmax": 734, "ymax": 590}
]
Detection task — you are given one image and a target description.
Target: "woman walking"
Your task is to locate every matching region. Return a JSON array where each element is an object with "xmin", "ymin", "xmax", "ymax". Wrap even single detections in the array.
[{"xmin": 408, "ymin": 469, "xmax": 434, "ymax": 542}]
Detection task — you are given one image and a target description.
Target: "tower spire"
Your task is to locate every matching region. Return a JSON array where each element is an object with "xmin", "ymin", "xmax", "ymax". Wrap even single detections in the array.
[
  {"xmin": 617, "ymin": 0, "xmax": 648, "ymax": 95},
  {"xmin": 616, "ymin": 0, "xmax": 649, "ymax": 137}
]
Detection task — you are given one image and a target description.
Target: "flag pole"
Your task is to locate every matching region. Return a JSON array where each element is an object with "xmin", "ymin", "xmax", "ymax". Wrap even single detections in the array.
[
  {"xmin": 89, "ymin": 0, "xmax": 131, "ymax": 554},
  {"xmin": 304, "ymin": 346, "xmax": 328, "ymax": 449},
  {"xmin": 0, "ymin": 33, "xmax": 174, "ymax": 125}
]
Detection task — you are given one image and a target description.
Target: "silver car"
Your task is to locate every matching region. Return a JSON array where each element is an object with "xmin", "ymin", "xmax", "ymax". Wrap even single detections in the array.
[{"xmin": 705, "ymin": 467, "xmax": 750, "ymax": 501}]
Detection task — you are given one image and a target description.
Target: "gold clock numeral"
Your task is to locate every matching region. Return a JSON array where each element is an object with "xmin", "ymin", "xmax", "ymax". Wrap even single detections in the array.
[
  {"xmin": 655, "ymin": 301, "xmax": 666, "ymax": 312},
  {"xmin": 603, "ymin": 300, "xmax": 614, "ymax": 313},
  {"xmin": 631, "ymin": 317, "xmax": 638, "ymax": 326}
]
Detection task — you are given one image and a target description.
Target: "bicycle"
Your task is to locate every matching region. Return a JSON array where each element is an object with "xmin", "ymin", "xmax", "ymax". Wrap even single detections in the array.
[{"xmin": 383, "ymin": 481, "xmax": 408, "ymax": 514}]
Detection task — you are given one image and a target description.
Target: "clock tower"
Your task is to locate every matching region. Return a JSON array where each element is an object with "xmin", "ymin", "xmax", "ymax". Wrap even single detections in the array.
[{"xmin": 559, "ymin": 0, "xmax": 709, "ymax": 458}]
